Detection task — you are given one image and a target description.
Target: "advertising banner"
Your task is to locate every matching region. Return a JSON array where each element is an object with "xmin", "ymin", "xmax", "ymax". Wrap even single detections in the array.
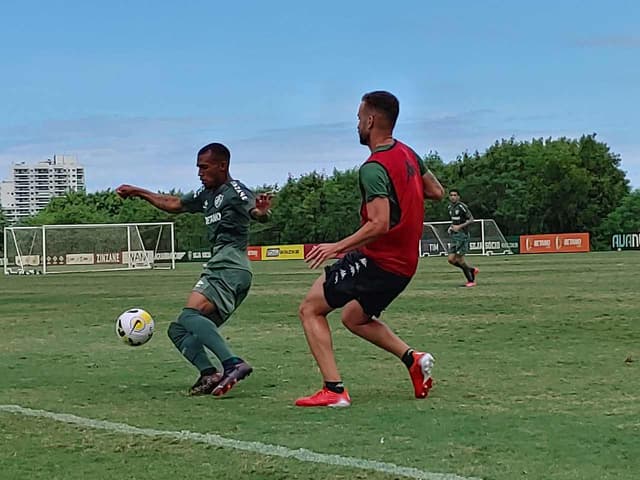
[
  {"xmin": 520, "ymin": 233, "xmax": 590, "ymax": 254},
  {"xmin": 65, "ymin": 253, "xmax": 94, "ymax": 265},
  {"xmin": 122, "ymin": 250, "xmax": 154, "ymax": 265},
  {"xmin": 261, "ymin": 244, "xmax": 304, "ymax": 260},
  {"xmin": 611, "ymin": 233, "xmax": 640, "ymax": 250},
  {"xmin": 96, "ymin": 252, "xmax": 121, "ymax": 264},
  {"xmin": 187, "ymin": 251, "xmax": 212, "ymax": 261},
  {"xmin": 247, "ymin": 246, "xmax": 262, "ymax": 261},
  {"xmin": 505, "ymin": 236, "xmax": 520, "ymax": 254},
  {"xmin": 154, "ymin": 252, "xmax": 186, "ymax": 261},
  {"xmin": 15, "ymin": 255, "xmax": 40, "ymax": 266}
]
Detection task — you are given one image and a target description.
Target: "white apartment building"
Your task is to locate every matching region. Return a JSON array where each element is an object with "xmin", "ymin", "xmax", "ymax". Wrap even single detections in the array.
[{"xmin": 0, "ymin": 155, "xmax": 85, "ymax": 223}]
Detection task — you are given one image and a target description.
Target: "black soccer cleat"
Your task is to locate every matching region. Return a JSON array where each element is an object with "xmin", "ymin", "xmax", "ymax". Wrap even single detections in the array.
[
  {"xmin": 211, "ymin": 361, "xmax": 253, "ymax": 396},
  {"xmin": 189, "ymin": 372, "xmax": 223, "ymax": 396}
]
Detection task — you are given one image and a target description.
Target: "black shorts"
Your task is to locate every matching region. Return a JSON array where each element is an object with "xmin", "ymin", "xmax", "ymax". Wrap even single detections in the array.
[{"xmin": 323, "ymin": 251, "xmax": 411, "ymax": 318}]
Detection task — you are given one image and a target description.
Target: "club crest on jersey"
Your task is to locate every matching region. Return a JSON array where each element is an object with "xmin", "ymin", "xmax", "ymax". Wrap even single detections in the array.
[
  {"xmin": 203, "ymin": 200, "xmax": 208, "ymax": 210},
  {"xmin": 214, "ymin": 194, "xmax": 223, "ymax": 208}
]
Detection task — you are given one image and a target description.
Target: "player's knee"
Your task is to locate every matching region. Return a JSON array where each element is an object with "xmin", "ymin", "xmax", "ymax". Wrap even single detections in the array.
[
  {"xmin": 298, "ymin": 299, "xmax": 311, "ymax": 322},
  {"xmin": 448, "ymin": 256, "xmax": 456, "ymax": 265},
  {"xmin": 298, "ymin": 297, "xmax": 323, "ymax": 325},
  {"xmin": 167, "ymin": 321, "xmax": 184, "ymax": 346}
]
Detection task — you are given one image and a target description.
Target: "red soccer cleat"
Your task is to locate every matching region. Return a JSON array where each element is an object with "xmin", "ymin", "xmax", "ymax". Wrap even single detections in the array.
[
  {"xmin": 465, "ymin": 281, "xmax": 477, "ymax": 287},
  {"xmin": 408, "ymin": 352, "xmax": 434, "ymax": 398},
  {"xmin": 295, "ymin": 387, "xmax": 351, "ymax": 407}
]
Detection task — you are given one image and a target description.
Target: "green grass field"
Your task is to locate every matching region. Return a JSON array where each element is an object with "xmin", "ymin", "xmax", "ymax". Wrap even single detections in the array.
[{"xmin": 1, "ymin": 252, "xmax": 638, "ymax": 480}]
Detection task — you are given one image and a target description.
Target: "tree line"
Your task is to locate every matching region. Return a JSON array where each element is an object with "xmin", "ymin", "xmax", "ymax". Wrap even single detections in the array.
[{"xmin": 1, "ymin": 135, "xmax": 639, "ymax": 252}]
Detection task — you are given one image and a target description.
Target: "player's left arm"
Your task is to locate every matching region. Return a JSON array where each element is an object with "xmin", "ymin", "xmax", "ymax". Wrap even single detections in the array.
[
  {"xmin": 422, "ymin": 170, "xmax": 445, "ymax": 200},
  {"xmin": 414, "ymin": 151, "xmax": 445, "ymax": 200}
]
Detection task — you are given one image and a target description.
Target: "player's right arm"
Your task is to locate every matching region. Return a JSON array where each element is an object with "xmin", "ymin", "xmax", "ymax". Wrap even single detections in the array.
[{"xmin": 116, "ymin": 184, "xmax": 185, "ymax": 213}]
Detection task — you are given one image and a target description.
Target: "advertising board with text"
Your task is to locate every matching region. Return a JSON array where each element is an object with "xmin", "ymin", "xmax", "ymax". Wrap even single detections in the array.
[{"xmin": 520, "ymin": 233, "xmax": 590, "ymax": 254}]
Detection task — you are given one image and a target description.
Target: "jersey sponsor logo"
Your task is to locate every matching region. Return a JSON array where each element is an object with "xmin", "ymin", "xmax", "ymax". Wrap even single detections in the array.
[
  {"xmin": 214, "ymin": 194, "xmax": 223, "ymax": 208},
  {"xmin": 205, "ymin": 212, "xmax": 222, "ymax": 225},
  {"xmin": 229, "ymin": 180, "xmax": 248, "ymax": 201}
]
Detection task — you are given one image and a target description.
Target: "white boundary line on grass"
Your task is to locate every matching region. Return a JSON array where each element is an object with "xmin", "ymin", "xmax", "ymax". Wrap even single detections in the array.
[{"xmin": 1, "ymin": 404, "xmax": 481, "ymax": 480}]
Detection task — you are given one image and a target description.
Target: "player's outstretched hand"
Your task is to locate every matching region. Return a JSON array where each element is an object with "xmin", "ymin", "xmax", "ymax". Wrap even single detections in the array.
[
  {"xmin": 305, "ymin": 243, "xmax": 340, "ymax": 269},
  {"xmin": 254, "ymin": 192, "xmax": 274, "ymax": 216},
  {"xmin": 115, "ymin": 184, "xmax": 139, "ymax": 199}
]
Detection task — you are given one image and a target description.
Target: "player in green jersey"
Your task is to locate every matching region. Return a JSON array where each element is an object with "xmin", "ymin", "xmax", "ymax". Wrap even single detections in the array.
[
  {"xmin": 116, "ymin": 142, "xmax": 272, "ymax": 396},
  {"xmin": 447, "ymin": 189, "xmax": 479, "ymax": 287}
]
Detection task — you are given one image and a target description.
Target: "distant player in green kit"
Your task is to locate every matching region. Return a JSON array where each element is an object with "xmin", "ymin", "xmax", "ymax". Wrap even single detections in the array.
[
  {"xmin": 116, "ymin": 142, "xmax": 272, "ymax": 396},
  {"xmin": 447, "ymin": 189, "xmax": 479, "ymax": 287}
]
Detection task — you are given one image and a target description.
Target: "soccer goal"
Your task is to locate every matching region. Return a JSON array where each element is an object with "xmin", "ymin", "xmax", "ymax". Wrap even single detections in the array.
[
  {"xmin": 421, "ymin": 219, "xmax": 513, "ymax": 256},
  {"xmin": 3, "ymin": 222, "xmax": 176, "ymax": 275}
]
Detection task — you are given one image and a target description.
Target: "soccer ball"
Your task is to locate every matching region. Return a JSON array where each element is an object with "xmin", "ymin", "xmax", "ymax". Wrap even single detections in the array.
[{"xmin": 115, "ymin": 308, "xmax": 155, "ymax": 346}]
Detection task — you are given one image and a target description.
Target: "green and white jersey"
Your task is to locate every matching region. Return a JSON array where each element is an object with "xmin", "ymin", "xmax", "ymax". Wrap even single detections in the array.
[
  {"xmin": 448, "ymin": 201, "xmax": 473, "ymax": 234},
  {"xmin": 180, "ymin": 179, "xmax": 256, "ymax": 271}
]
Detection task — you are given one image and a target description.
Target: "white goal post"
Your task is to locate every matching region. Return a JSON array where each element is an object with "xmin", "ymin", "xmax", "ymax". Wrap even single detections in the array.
[
  {"xmin": 421, "ymin": 219, "xmax": 513, "ymax": 256},
  {"xmin": 3, "ymin": 222, "xmax": 176, "ymax": 275}
]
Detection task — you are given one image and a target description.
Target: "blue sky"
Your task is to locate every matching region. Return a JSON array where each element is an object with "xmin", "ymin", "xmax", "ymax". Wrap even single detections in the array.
[{"xmin": 1, "ymin": 1, "xmax": 639, "ymax": 192}]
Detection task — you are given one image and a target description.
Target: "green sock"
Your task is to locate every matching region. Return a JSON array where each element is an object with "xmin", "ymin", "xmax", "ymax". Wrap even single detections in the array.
[
  {"xmin": 167, "ymin": 321, "xmax": 215, "ymax": 372},
  {"xmin": 177, "ymin": 308, "xmax": 235, "ymax": 363}
]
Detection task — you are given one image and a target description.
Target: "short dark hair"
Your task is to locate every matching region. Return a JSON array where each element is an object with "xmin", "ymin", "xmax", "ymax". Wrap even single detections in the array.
[
  {"xmin": 198, "ymin": 142, "xmax": 231, "ymax": 163},
  {"xmin": 449, "ymin": 189, "xmax": 460, "ymax": 195},
  {"xmin": 361, "ymin": 91, "xmax": 400, "ymax": 128}
]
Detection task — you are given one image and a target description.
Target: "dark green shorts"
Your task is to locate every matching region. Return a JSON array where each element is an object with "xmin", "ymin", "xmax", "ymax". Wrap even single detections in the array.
[
  {"xmin": 449, "ymin": 232, "xmax": 470, "ymax": 255},
  {"xmin": 192, "ymin": 267, "xmax": 252, "ymax": 326}
]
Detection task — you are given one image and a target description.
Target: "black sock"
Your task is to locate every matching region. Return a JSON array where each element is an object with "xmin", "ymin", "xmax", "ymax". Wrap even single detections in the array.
[
  {"xmin": 466, "ymin": 266, "xmax": 475, "ymax": 281},
  {"xmin": 401, "ymin": 348, "xmax": 415, "ymax": 368},
  {"xmin": 452, "ymin": 262, "xmax": 469, "ymax": 280},
  {"xmin": 325, "ymin": 381, "xmax": 345, "ymax": 394},
  {"xmin": 222, "ymin": 356, "xmax": 243, "ymax": 373},
  {"xmin": 459, "ymin": 264, "xmax": 473, "ymax": 282},
  {"xmin": 201, "ymin": 367, "xmax": 218, "ymax": 376}
]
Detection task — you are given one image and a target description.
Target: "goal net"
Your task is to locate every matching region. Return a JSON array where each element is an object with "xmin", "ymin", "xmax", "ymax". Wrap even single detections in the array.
[
  {"xmin": 421, "ymin": 219, "xmax": 512, "ymax": 256},
  {"xmin": 3, "ymin": 222, "xmax": 176, "ymax": 274}
]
